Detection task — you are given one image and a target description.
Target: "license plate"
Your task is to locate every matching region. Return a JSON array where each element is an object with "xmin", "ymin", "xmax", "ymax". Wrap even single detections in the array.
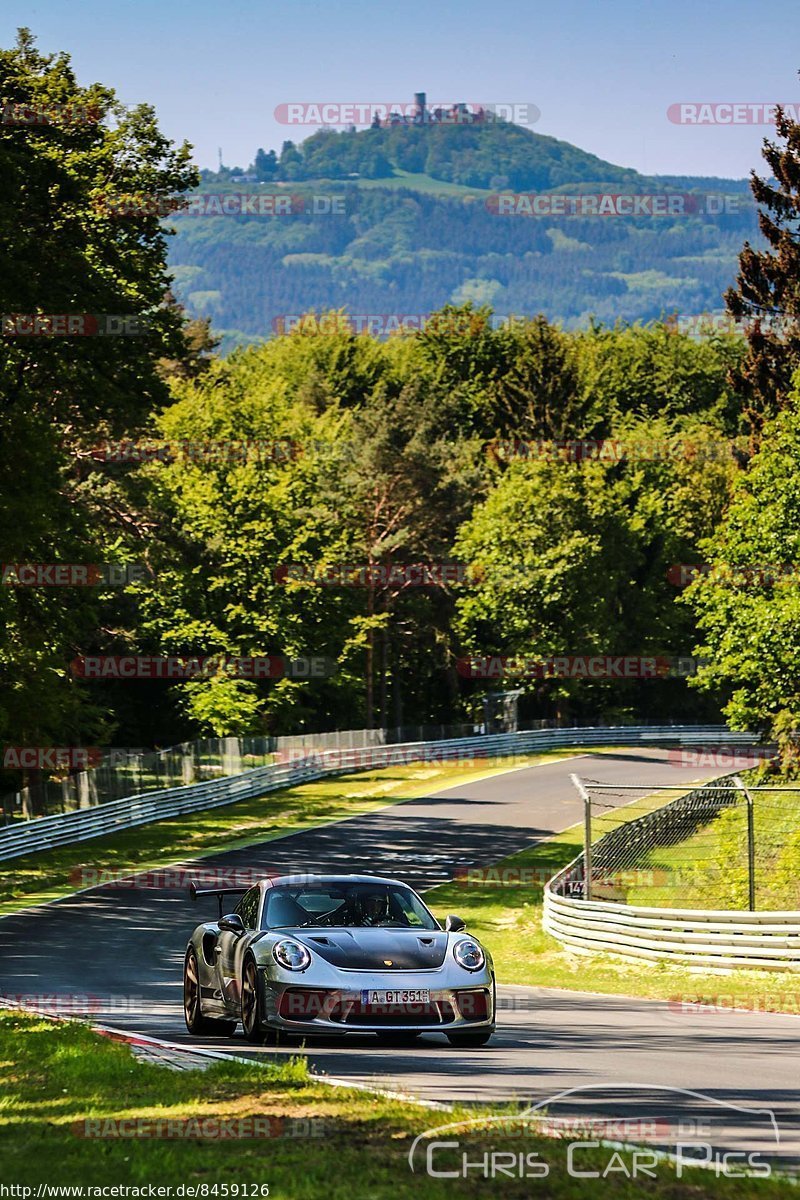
[{"xmin": 360, "ymin": 989, "xmax": 431, "ymax": 1005}]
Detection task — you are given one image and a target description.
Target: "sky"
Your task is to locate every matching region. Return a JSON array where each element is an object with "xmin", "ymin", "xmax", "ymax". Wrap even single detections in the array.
[{"xmin": 4, "ymin": 0, "xmax": 799, "ymax": 178}]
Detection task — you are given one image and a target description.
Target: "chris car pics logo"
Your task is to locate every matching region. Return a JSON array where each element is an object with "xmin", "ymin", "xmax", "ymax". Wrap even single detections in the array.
[{"xmin": 407, "ymin": 1084, "xmax": 778, "ymax": 1181}]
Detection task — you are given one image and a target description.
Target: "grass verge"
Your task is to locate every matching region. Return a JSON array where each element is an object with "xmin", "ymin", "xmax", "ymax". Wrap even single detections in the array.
[
  {"xmin": 0, "ymin": 1009, "xmax": 784, "ymax": 1196},
  {"xmin": 624, "ymin": 786, "xmax": 800, "ymax": 911}
]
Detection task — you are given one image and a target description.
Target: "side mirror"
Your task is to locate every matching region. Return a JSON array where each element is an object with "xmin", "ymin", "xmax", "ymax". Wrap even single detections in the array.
[
  {"xmin": 445, "ymin": 914, "xmax": 466, "ymax": 932},
  {"xmin": 219, "ymin": 913, "xmax": 245, "ymax": 936}
]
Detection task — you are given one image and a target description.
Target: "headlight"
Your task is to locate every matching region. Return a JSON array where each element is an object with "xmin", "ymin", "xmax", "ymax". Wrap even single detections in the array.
[
  {"xmin": 453, "ymin": 938, "xmax": 485, "ymax": 972},
  {"xmin": 273, "ymin": 939, "xmax": 311, "ymax": 971}
]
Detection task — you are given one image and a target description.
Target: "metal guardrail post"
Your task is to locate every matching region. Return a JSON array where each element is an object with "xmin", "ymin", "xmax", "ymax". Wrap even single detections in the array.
[
  {"xmin": 733, "ymin": 774, "xmax": 756, "ymax": 911},
  {"xmin": 571, "ymin": 773, "xmax": 592, "ymax": 901}
]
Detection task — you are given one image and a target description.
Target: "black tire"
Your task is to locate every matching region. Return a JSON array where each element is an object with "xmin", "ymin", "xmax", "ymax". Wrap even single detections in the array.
[
  {"xmin": 375, "ymin": 1032, "xmax": 421, "ymax": 1047},
  {"xmin": 241, "ymin": 957, "xmax": 268, "ymax": 1043},
  {"xmin": 446, "ymin": 1028, "xmax": 494, "ymax": 1047},
  {"xmin": 183, "ymin": 948, "xmax": 237, "ymax": 1037}
]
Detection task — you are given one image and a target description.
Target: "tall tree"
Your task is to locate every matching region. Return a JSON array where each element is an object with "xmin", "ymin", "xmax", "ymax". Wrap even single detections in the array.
[
  {"xmin": 725, "ymin": 102, "xmax": 800, "ymax": 431},
  {"xmin": 686, "ymin": 385, "xmax": 800, "ymax": 763},
  {"xmin": 456, "ymin": 415, "xmax": 737, "ymax": 722},
  {"xmin": 0, "ymin": 29, "xmax": 197, "ymax": 798},
  {"xmin": 254, "ymin": 147, "xmax": 277, "ymax": 181}
]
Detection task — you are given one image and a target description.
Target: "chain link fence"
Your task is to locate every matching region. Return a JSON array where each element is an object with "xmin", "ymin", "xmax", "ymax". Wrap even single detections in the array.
[
  {"xmin": 0, "ymin": 737, "xmax": 272, "ymax": 825},
  {"xmin": 564, "ymin": 771, "xmax": 800, "ymax": 910}
]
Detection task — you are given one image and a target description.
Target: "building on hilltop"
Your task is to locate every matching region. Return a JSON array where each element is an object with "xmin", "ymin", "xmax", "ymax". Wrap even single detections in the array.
[{"xmin": 370, "ymin": 91, "xmax": 494, "ymax": 128}]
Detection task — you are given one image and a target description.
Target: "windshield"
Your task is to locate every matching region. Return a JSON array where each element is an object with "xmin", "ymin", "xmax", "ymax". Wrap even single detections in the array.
[{"xmin": 262, "ymin": 883, "xmax": 439, "ymax": 930}]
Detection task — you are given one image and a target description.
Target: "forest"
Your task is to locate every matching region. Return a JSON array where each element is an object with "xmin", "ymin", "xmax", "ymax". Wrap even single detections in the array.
[{"xmin": 4, "ymin": 30, "xmax": 800, "ymax": 794}]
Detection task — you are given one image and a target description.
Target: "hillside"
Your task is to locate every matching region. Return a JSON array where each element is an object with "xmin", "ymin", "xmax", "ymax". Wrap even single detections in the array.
[
  {"xmin": 167, "ymin": 121, "xmax": 759, "ymax": 349},
  {"xmin": 248, "ymin": 120, "xmax": 645, "ymax": 191}
]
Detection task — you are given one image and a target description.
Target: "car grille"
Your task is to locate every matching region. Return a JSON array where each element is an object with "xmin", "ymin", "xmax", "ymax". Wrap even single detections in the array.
[
  {"xmin": 277, "ymin": 987, "xmax": 489, "ymax": 1027},
  {"xmin": 328, "ymin": 999, "xmax": 457, "ymax": 1026},
  {"xmin": 452, "ymin": 988, "xmax": 490, "ymax": 1021}
]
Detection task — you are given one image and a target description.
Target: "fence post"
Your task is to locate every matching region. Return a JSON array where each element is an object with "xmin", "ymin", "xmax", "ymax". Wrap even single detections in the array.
[
  {"xmin": 571, "ymin": 773, "xmax": 592, "ymax": 901},
  {"xmin": 733, "ymin": 775, "xmax": 756, "ymax": 911}
]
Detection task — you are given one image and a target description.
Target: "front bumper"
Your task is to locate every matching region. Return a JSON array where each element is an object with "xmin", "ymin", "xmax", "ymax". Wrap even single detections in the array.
[{"xmin": 261, "ymin": 970, "xmax": 495, "ymax": 1034}]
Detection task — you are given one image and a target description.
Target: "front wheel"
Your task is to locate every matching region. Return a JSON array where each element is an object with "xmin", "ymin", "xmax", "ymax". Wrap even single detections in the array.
[
  {"xmin": 446, "ymin": 1028, "xmax": 494, "ymax": 1047},
  {"xmin": 184, "ymin": 948, "xmax": 237, "ymax": 1036},
  {"xmin": 241, "ymin": 958, "xmax": 266, "ymax": 1043}
]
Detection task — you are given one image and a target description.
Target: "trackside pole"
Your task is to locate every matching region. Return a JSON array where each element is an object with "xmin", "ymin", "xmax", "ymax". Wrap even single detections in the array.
[
  {"xmin": 571, "ymin": 773, "xmax": 592, "ymax": 901},
  {"xmin": 733, "ymin": 775, "xmax": 756, "ymax": 911}
]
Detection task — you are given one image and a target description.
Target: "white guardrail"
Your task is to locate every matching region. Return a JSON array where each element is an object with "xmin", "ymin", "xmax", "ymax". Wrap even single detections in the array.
[
  {"xmin": 543, "ymin": 884, "xmax": 800, "ymax": 971},
  {"xmin": 0, "ymin": 724, "xmax": 751, "ymax": 863}
]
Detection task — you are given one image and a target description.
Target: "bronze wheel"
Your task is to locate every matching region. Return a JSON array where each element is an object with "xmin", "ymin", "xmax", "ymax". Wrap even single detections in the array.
[
  {"xmin": 183, "ymin": 948, "xmax": 236, "ymax": 1036},
  {"xmin": 241, "ymin": 958, "xmax": 266, "ymax": 1043}
]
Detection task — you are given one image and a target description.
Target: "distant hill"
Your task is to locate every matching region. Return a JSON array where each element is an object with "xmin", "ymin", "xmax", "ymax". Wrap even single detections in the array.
[
  {"xmin": 244, "ymin": 120, "xmax": 645, "ymax": 191},
  {"xmin": 168, "ymin": 121, "xmax": 759, "ymax": 350}
]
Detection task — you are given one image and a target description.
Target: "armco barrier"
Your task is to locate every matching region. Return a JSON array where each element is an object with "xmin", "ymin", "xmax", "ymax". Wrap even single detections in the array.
[
  {"xmin": 543, "ymin": 883, "xmax": 800, "ymax": 971},
  {"xmin": 0, "ymin": 724, "xmax": 753, "ymax": 863}
]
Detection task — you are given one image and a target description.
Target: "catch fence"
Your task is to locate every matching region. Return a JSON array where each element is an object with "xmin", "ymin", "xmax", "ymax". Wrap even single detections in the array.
[{"xmin": 543, "ymin": 770, "xmax": 800, "ymax": 971}]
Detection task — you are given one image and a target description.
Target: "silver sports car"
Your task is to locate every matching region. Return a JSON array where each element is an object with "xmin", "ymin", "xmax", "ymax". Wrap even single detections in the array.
[{"xmin": 183, "ymin": 873, "xmax": 495, "ymax": 1046}]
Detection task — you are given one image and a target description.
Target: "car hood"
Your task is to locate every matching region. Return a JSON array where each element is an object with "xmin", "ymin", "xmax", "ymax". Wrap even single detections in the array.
[{"xmin": 286, "ymin": 928, "xmax": 449, "ymax": 970}]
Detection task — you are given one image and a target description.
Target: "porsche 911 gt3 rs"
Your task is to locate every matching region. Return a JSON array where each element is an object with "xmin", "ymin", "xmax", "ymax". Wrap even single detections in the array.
[{"xmin": 183, "ymin": 873, "xmax": 495, "ymax": 1046}]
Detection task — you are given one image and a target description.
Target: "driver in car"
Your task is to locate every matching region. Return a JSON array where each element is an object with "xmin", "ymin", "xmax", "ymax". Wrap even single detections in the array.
[{"xmin": 359, "ymin": 892, "xmax": 390, "ymax": 926}]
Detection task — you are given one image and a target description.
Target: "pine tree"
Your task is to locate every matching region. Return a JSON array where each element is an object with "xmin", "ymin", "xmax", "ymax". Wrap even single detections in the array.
[{"xmin": 725, "ymin": 103, "xmax": 800, "ymax": 430}]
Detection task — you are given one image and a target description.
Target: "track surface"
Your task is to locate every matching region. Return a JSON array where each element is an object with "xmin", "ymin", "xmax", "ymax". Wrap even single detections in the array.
[{"xmin": 1, "ymin": 749, "xmax": 798, "ymax": 1169}]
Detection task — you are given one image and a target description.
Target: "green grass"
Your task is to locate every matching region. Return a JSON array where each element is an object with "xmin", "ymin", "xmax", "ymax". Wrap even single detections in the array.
[
  {"xmin": 0, "ymin": 754, "xmax": 565, "ymax": 916},
  {"xmin": 287, "ymin": 170, "xmax": 493, "ymax": 198},
  {"xmin": 348, "ymin": 170, "xmax": 493, "ymax": 197},
  {"xmin": 0, "ymin": 1010, "xmax": 785, "ymax": 1196},
  {"xmin": 624, "ymin": 787, "xmax": 800, "ymax": 911}
]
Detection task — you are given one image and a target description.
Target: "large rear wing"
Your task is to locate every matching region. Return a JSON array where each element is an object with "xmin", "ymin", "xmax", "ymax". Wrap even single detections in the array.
[{"xmin": 189, "ymin": 880, "xmax": 249, "ymax": 917}]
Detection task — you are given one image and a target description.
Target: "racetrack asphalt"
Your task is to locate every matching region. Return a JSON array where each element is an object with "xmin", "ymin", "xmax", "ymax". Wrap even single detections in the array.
[{"xmin": 1, "ymin": 748, "xmax": 798, "ymax": 1170}]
